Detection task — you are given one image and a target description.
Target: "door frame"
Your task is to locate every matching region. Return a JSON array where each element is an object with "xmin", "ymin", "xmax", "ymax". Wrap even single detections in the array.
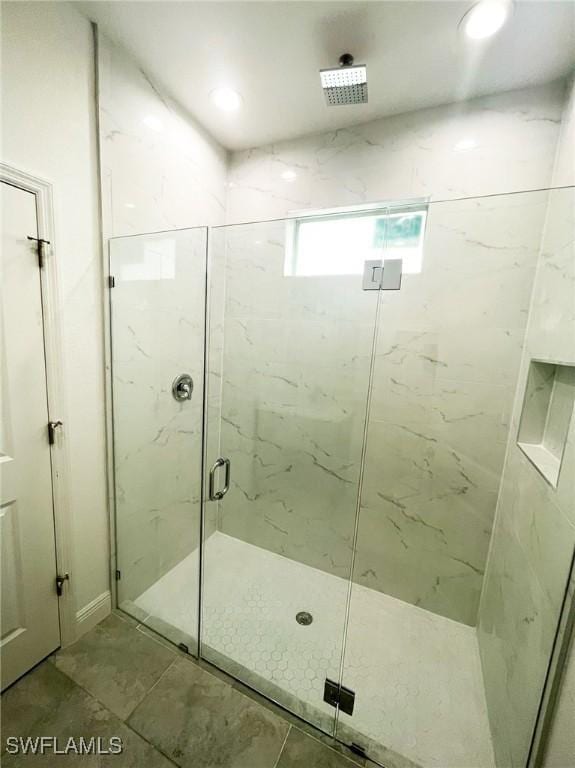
[{"xmin": 1, "ymin": 162, "xmax": 75, "ymax": 646}]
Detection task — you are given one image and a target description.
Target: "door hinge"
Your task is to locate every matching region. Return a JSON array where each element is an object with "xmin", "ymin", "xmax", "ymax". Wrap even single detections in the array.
[
  {"xmin": 27, "ymin": 236, "xmax": 51, "ymax": 269},
  {"xmin": 115, "ymin": 569, "xmax": 121, "ymax": 581},
  {"xmin": 109, "ymin": 275, "xmax": 116, "ymax": 288},
  {"xmin": 48, "ymin": 420, "xmax": 63, "ymax": 445},
  {"xmin": 56, "ymin": 573, "xmax": 69, "ymax": 597},
  {"xmin": 362, "ymin": 258, "xmax": 403, "ymax": 291},
  {"xmin": 323, "ymin": 678, "xmax": 356, "ymax": 716}
]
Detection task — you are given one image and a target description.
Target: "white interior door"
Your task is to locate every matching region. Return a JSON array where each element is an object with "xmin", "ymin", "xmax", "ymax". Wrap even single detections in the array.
[{"xmin": 1, "ymin": 180, "xmax": 60, "ymax": 690}]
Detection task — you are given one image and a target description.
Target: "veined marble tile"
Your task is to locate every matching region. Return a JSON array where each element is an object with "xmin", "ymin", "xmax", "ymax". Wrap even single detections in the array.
[
  {"xmin": 476, "ymin": 181, "xmax": 575, "ymax": 761},
  {"xmin": 477, "ymin": 523, "xmax": 562, "ymax": 768},
  {"xmin": 213, "ymin": 189, "xmax": 549, "ymax": 625},
  {"xmin": 99, "ymin": 29, "xmax": 228, "ymax": 581},
  {"xmin": 501, "ymin": 447, "xmax": 575, "ymax": 603},
  {"xmin": 110, "ymin": 230, "xmax": 206, "ymax": 603},
  {"xmin": 227, "ymin": 83, "xmax": 563, "ymax": 224},
  {"xmin": 523, "ymin": 187, "xmax": 575, "ymax": 366},
  {"xmin": 212, "ymin": 216, "xmax": 379, "ymax": 579},
  {"xmin": 552, "ymin": 75, "xmax": 575, "ymax": 188},
  {"xmin": 97, "ymin": 32, "xmax": 227, "ymax": 237},
  {"xmin": 356, "ymin": 417, "xmax": 497, "ymax": 625}
]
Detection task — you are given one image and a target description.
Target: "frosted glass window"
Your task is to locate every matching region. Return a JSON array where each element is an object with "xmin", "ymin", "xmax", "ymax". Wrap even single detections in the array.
[{"xmin": 285, "ymin": 207, "xmax": 427, "ymax": 277}]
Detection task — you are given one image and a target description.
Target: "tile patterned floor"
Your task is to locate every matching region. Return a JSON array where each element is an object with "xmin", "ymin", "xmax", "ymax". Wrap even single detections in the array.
[
  {"xmin": 133, "ymin": 532, "xmax": 494, "ymax": 768},
  {"xmin": 1, "ymin": 613, "xmax": 369, "ymax": 768}
]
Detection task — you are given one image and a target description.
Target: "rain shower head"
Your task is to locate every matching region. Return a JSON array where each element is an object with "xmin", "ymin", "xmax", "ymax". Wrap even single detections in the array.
[{"xmin": 320, "ymin": 53, "xmax": 367, "ymax": 106}]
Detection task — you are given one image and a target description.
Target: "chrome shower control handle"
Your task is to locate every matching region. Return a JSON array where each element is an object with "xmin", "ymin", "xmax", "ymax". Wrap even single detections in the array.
[{"xmin": 172, "ymin": 373, "xmax": 193, "ymax": 401}]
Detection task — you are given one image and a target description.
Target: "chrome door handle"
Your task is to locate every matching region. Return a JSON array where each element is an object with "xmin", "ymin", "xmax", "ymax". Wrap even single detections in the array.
[
  {"xmin": 221, "ymin": 458, "xmax": 231, "ymax": 498},
  {"xmin": 209, "ymin": 458, "xmax": 224, "ymax": 500},
  {"xmin": 209, "ymin": 458, "xmax": 231, "ymax": 501}
]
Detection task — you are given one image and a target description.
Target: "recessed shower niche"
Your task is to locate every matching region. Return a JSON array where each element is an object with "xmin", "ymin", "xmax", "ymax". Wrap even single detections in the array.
[{"xmin": 517, "ymin": 360, "xmax": 575, "ymax": 487}]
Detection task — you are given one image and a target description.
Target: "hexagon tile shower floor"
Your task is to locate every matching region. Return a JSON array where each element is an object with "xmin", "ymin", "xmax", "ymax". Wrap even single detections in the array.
[{"xmin": 130, "ymin": 532, "xmax": 494, "ymax": 768}]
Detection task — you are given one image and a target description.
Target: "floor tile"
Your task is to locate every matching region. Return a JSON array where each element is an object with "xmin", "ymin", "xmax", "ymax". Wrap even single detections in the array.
[
  {"xmin": 277, "ymin": 728, "xmax": 360, "ymax": 768},
  {"xmin": 128, "ymin": 656, "xmax": 289, "ymax": 767},
  {"xmin": 51, "ymin": 613, "xmax": 175, "ymax": 720},
  {"xmin": 1, "ymin": 661, "xmax": 175, "ymax": 767},
  {"xmin": 1, "ymin": 661, "xmax": 77, "ymax": 743}
]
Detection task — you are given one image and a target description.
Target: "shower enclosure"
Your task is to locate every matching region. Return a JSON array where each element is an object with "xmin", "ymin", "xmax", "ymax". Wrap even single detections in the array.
[{"xmin": 109, "ymin": 187, "xmax": 574, "ymax": 768}]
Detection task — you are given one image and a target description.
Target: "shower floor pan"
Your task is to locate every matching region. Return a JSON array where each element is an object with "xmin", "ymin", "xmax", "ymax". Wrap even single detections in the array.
[{"xmin": 129, "ymin": 531, "xmax": 494, "ymax": 768}]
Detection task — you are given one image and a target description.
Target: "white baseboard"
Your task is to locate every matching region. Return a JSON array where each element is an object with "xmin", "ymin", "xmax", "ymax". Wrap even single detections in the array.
[{"xmin": 75, "ymin": 591, "xmax": 111, "ymax": 639}]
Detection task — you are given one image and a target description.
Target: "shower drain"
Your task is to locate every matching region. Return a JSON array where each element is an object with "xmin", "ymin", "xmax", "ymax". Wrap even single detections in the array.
[{"xmin": 296, "ymin": 611, "xmax": 313, "ymax": 626}]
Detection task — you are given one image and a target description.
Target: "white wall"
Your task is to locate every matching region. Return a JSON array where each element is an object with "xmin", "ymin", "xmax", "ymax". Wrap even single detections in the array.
[{"xmin": 1, "ymin": 2, "xmax": 109, "ymax": 620}]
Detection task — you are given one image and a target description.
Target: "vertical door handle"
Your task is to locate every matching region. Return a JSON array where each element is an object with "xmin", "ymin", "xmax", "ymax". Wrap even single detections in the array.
[
  {"xmin": 209, "ymin": 458, "xmax": 231, "ymax": 500},
  {"xmin": 221, "ymin": 458, "xmax": 231, "ymax": 498}
]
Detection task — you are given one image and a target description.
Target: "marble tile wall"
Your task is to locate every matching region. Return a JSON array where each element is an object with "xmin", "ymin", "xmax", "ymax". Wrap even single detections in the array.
[
  {"xmin": 355, "ymin": 191, "xmax": 550, "ymax": 624},
  {"xmin": 98, "ymin": 33, "xmax": 228, "ymax": 236},
  {"xmin": 110, "ymin": 229, "xmax": 207, "ymax": 603},
  {"xmin": 477, "ymin": 75, "xmax": 575, "ymax": 767},
  {"xmin": 216, "ymin": 80, "xmax": 567, "ymax": 625},
  {"xmin": 208, "ymin": 221, "xmax": 379, "ymax": 580},
  {"xmin": 97, "ymin": 33, "xmax": 228, "ymax": 603},
  {"xmin": 226, "ymin": 82, "xmax": 564, "ymax": 224},
  {"xmin": 212, "ymin": 191, "xmax": 550, "ymax": 625}
]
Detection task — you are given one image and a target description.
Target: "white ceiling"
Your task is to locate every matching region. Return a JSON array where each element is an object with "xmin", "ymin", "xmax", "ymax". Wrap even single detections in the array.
[{"xmin": 79, "ymin": 1, "xmax": 575, "ymax": 151}]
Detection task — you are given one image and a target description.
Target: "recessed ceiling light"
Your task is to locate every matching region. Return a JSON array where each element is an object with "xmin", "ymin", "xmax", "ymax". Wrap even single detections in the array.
[
  {"xmin": 454, "ymin": 138, "xmax": 478, "ymax": 152},
  {"xmin": 143, "ymin": 115, "xmax": 163, "ymax": 132},
  {"xmin": 125, "ymin": 203, "xmax": 136, "ymax": 209},
  {"xmin": 461, "ymin": 0, "xmax": 511, "ymax": 40},
  {"xmin": 281, "ymin": 170, "xmax": 297, "ymax": 181},
  {"xmin": 211, "ymin": 87, "xmax": 242, "ymax": 112}
]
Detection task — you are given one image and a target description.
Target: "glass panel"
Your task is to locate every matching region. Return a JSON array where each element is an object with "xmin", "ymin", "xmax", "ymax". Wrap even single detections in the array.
[
  {"xmin": 109, "ymin": 227, "xmax": 207, "ymax": 655},
  {"xmin": 202, "ymin": 216, "xmax": 383, "ymax": 734},
  {"xmin": 337, "ymin": 188, "xmax": 572, "ymax": 768}
]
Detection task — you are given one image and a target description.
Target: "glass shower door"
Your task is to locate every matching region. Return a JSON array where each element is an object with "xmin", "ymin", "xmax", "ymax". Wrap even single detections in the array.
[
  {"xmin": 336, "ymin": 190, "xmax": 559, "ymax": 768},
  {"xmin": 109, "ymin": 227, "xmax": 207, "ymax": 655},
  {"xmin": 202, "ymin": 214, "xmax": 383, "ymax": 734}
]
